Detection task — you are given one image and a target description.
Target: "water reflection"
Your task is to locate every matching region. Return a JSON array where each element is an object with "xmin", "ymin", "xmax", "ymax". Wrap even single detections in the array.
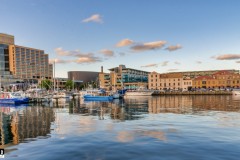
[
  {"xmin": 0, "ymin": 104, "xmax": 55, "ymax": 147},
  {"xmin": 65, "ymin": 95, "xmax": 240, "ymax": 121},
  {"xmin": 1, "ymin": 95, "xmax": 240, "ymax": 160}
]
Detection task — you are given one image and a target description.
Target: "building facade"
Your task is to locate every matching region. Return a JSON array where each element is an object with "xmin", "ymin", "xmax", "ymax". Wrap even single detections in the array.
[
  {"xmin": 148, "ymin": 72, "xmax": 185, "ymax": 91},
  {"xmin": 149, "ymin": 70, "xmax": 240, "ymax": 91},
  {"xmin": 0, "ymin": 33, "xmax": 21, "ymax": 89},
  {"xmin": 192, "ymin": 70, "xmax": 240, "ymax": 89},
  {"xmin": 0, "ymin": 33, "xmax": 53, "ymax": 88},
  {"xmin": 99, "ymin": 65, "xmax": 149, "ymax": 90},
  {"xmin": 8, "ymin": 45, "xmax": 53, "ymax": 81},
  {"xmin": 68, "ymin": 71, "xmax": 99, "ymax": 83},
  {"xmin": 179, "ymin": 70, "xmax": 239, "ymax": 79}
]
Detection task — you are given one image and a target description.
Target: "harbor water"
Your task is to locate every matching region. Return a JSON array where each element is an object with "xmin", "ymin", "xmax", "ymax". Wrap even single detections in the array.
[{"xmin": 1, "ymin": 95, "xmax": 240, "ymax": 160}]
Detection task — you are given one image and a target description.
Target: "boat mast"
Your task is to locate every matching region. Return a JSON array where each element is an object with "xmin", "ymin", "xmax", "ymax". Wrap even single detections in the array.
[{"xmin": 53, "ymin": 59, "xmax": 56, "ymax": 92}]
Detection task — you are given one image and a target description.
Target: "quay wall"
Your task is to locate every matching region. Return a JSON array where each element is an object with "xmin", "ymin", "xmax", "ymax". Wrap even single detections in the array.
[{"xmin": 153, "ymin": 91, "xmax": 232, "ymax": 95}]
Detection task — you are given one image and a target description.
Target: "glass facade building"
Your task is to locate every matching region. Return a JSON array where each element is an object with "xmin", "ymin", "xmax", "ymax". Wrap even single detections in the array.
[{"xmin": 99, "ymin": 65, "xmax": 149, "ymax": 90}]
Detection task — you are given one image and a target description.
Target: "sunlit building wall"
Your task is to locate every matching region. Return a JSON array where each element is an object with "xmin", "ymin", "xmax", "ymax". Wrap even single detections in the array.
[
  {"xmin": 0, "ymin": 33, "xmax": 53, "ymax": 85},
  {"xmin": 99, "ymin": 65, "xmax": 149, "ymax": 90},
  {"xmin": 148, "ymin": 72, "xmax": 184, "ymax": 90},
  {"xmin": 192, "ymin": 70, "xmax": 240, "ymax": 89},
  {"xmin": 0, "ymin": 33, "xmax": 22, "ymax": 88},
  {"xmin": 8, "ymin": 45, "xmax": 53, "ymax": 81}
]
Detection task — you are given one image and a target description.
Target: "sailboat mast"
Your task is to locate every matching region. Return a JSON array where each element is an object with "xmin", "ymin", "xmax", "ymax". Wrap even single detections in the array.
[{"xmin": 53, "ymin": 59, "xmax": 56, "ymax": 92}]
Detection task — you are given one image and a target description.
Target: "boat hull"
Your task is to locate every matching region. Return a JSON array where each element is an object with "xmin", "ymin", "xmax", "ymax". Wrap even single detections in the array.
[
  {"xmin": 83, "ymin": 95, "xmax": 113, "ymax": 101},
  {"xmin": 125, "ymin": 91, "xmax": 153, "ymax": 96},
  {"xmin": 0, "ymin": 98, "xmax": 29, "ymax": 104}
]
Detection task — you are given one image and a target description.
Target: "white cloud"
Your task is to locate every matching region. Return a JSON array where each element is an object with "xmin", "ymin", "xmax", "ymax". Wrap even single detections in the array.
[
  {"xmin": 82, "ymin": 14, "xmax": 103, "ymax": 23},
  {"xmin": 165, "ymin": 44, "xmax": 182, "ymax": 51},
  {"xmin": 54, "ymin": 47, "xmax": 102, "ymax": 64},
  {"xmin": 196, "ymin": 61, "xmax": 202, "ymax": 64},
  {"xmin": 168, "ymin": 69, "xmax": 178, "ymax": 71},
  {"xmin": 55, "ymin": 47, "xmax": 88, "ymax": 57},
  {"xmin": 161, "ymin": 61, "xmax": 169, "ymax": 67},
  {"xmin": 116, "ymin": 39, "xmax": 134, "ymax": 47},
  {"xmin": 100, "ymin": 49, "xmax": 114, "ymax": 57},
  {"xmin": 141, "ymin": 63, "xmax": 158, "ymax": 68},
  {"xmin": 49, "ymin": 58, "xmax": 71, "ymax": 64},
  {"xmin": 213, "ymin": 54, "xmax": 240, "ymax": 60},
  {"xmin": 131, "ymin": 40, "xmax": 167, "ymax": 52},
  {"xmin": 74, "ymin": 57, "xmax": 102, "ymax": 64}
]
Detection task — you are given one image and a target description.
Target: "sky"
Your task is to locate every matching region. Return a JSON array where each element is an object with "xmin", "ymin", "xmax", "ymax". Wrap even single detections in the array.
[{"xmin": 1, "ymin": 0, "xmax": 240, "ymax": 77}]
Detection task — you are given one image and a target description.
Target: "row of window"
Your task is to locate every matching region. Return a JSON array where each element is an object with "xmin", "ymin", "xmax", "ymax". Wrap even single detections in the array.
[
  {"xmin": 150, "ymin": 83, "xmax": 181, "ymax": 87},
  {"xmin": 150, "ymin": 78, "xmax": 181, "ymax": 82},
  {"xmin": 194, "ymin": 80, "xmax": 240, "ymax": 85}
]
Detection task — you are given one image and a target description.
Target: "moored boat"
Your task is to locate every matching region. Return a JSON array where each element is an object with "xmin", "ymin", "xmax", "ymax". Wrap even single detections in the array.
[
  {"xmin": 112, "ymin": 92, "xmax": 120, "ymax": 99},
  {"xmin": 0, "ymin": 92, "xmax": 29, "ymax": 104},
  {"xmin": 232, "ymin": 89, "xmax": 240, "ymax": 96},
  {"xmin": 125, "ymin": 86, "xmax": 154, "ymax": 96},
  {"xmin": 52, "ymin": 92, "xmax": 70, "ymax": 99},
  {"xmin": 83, "ymin": 94, "xmax": 113, "ymax": 101}
]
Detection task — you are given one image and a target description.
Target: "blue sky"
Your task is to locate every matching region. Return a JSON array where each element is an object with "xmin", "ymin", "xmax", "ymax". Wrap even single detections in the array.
[{"xmin": 1, "ymin": 0, "xmax": 240, "ymax": 77}]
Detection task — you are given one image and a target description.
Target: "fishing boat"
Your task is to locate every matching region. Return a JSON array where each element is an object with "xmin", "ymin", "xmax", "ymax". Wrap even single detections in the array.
[
  {"xmin": 0, "ymin": 92, "xmax": 29, "ymax": 104},
  {"xmin": 83, "ymin": 94, "xmax": 113, "ymax": 101},
  {"xmin": 125, "ymin": 86, "xmax": 154, "ymax": 96}
]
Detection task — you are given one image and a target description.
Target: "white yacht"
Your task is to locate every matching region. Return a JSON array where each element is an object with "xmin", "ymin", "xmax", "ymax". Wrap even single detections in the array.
[{"xmin": 125, "ymin": 86, "xmax": 154, "ymax": 96}]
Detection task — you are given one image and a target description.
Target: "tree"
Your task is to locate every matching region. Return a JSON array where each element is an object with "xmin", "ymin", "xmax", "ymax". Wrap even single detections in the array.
[
  {"xmin": 40, "ymin": 79, "xmax": 52, "ymax": 90},
  {"xmin": 65, "ymin": 80, "xmax": 74, "ymax": 90}
]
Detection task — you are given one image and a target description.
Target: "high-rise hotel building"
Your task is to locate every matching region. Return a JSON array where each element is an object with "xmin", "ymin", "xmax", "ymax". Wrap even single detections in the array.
[{"xmin": 0, "ymin": 33, "xmax": 52, "ymax": 85}]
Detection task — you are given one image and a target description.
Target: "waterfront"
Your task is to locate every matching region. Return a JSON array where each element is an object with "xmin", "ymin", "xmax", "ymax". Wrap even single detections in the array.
[{"xmin": 1, "ymin": 95, "xmax": 240, "ymax": 160}]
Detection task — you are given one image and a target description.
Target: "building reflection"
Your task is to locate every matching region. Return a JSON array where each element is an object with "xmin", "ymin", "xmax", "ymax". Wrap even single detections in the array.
[
  {"xmin": 62, "ymin": 95, "xmax": 240, "ymax": 121},
  {"xmin": 0, "ymin": 105, "xmax": 55, "ymax": 147},
  {"xmin": 148, "ymin": 96, "xmax": 193, "ymax": 114},
  {"xmin": 148, "ymin": 95, "xmax": 240, "ymax": 114},
  {"xmin": 192, "ymin": 95, "xmax": 240, "ymax": 111}
]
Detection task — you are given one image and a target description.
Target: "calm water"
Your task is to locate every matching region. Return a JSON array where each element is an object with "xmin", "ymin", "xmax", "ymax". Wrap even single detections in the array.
[{"xmin": 1, "ymin": 95, "xmax": 240, "ymax": 160}]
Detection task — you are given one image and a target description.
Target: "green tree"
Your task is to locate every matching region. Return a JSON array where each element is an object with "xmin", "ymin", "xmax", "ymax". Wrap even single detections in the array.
[
  {"xmin": 65, "ymin": 80, "xmax": 74, "ymax": 90},
  {"xmin": 40, "ymin": 79, "xmax": 52, "ymax": 90}
]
